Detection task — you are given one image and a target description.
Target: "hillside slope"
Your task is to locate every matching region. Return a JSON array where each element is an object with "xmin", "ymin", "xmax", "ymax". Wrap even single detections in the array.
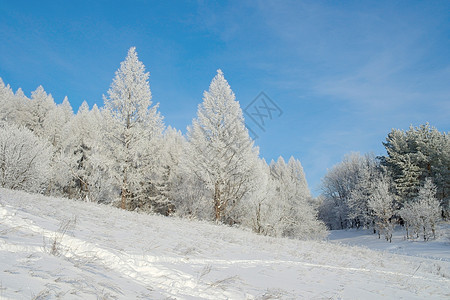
[{"xmin": 0, "ymin": 188, "xmax": 449, "ymax": 299}]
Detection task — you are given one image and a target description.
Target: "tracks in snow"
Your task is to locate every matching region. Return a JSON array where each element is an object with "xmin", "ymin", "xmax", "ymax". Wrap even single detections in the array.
[{"xmin": 1, "ymin": 203, "xmax": 448, "ymax": 300}]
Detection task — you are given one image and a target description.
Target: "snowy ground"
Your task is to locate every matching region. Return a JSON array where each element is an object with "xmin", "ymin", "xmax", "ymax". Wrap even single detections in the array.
[
  {"xmin": 0, "ymin": 189, "xmax": 449, "ymax": 299},
  {"xmin": 328, "ymin": 225, "xmax": 450, "ymax": 262}
]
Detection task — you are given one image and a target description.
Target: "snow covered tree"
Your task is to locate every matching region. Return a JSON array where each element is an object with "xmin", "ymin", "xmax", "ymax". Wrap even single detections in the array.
[
  {"xmin": 367, "ymin": 177, "xmax": 396, "ymax": 242},
  {"xmin": 399, "ymin": 178, "xmax": 441, "ymax": 241},
  {"xmin": 268, "ymin": 157, "xmax": 326, "ymax": 239},
  {"xmin": 12, "ymin": 88, "xmax": 33, "ymax": 128},
  {"xmin": 102, "ymin": 47, "xmax": 164, "ymax": 211},
  {"xmin": 382, "ymin": 124, "xmax": 449, "ymax": 213},
  {"xmin": 242, "ymin": 158, "xmax": 275, "ymax": 235},
  {"xmin": 41, "ymin": 96, "xmax": 75, "ymax": 196},
  {"xmin": 60, "ymin": 102, "xmax": 113, "ymax": 202},
  {"xmin": 157, "ymin": 126, "xmax": 187, "ymax": 215},
  {"xmin": 319, "ymin": 153, "xmax": 370, "ymax": 229},
  {"xmin": 186, "ymin": 69, "xmax": 259, "ymax": 223},
  {"xmin": 44, "ymin": 96, "xmax": 73, "ymax": 147},
  {"xmin": 346, "ymin": 154, "xmax": 383, "ymax": 230},
  {"xmin": 0, "ymin": 78, "xmax": 15, "ymax": 122},
  {"xmin": 25, "ymin": 86, "xmax": 57, "ymax": 137},
  {"xmin": 0, "ymin": 122, "xmax": 52, "ymax": 193}
]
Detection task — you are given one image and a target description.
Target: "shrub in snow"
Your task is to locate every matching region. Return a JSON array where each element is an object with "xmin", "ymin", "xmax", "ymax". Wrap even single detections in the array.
[
  {"xmin": 399, "ymin": 178, "xmax": 441, "ymax": 241},
  {"xmin": 0, "ymin": 122, "xmax": 52, "ymax": 193}
]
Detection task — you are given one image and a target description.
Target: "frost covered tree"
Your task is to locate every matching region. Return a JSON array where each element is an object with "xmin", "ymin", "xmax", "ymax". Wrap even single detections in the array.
[
  {"xmin": 149, "ymin": 126, "xmax": 187, "ymax": 215},
  {"xmin": 0, "ymin": 78, "xmax": 15, "ymax": 122},
  {"xmin": 12, "ymin": 88, "xmax": 33, "ymax": 128},
  {"xmin": 44, "ymin": 96, "xmax": 73, "ymax": 147},
  {"xmin": 269, "ymin": 157, "xmax": 327, "ymax": 239},
  {"xmin": 186, "ymin": 70, "xmax": 259, "ymax": 223},
  {"xmin": 25, "ymin": 86, "xmax": 57, "ymax": 137},
  {"xmin": 367, "ymin": 177, "xmax": 396, "ymax": 242},
  {"xmin": 382, "ymin": 124, "xmax": 449, "ymax": 214},
  {"xmin": 103, "ymin": 47, "xmax": 164, "ymax": 210},
  {"xmin": 41, "ymin": 97, "xmax": 75, "ymax": 196},
  {"xmin": 0, "ymin": 123, "xmax": 52, "ymax": 193},
  {"xmin": 0, "ymin": 80, "xmax": 30, "ymax": 127},
  {"xmin": 242, "ymin": 158, "xmax": 275, "ymax": 235},
  {"xmin": 346, "ymin": 154, "xmax": 383, "ymax": 230},
  {"xmin": 399, "ymin": 178, "xmax": 441, "ymax": 241},
  {"xmin": 60, "ymin": 102, "xmax": 113, "ymax": 202},
  {"xmin": 319, "ymin": 153, "xmax": 372, "ymax": 229}
]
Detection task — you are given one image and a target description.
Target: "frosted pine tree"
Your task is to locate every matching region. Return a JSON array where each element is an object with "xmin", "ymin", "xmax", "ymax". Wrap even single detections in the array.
[
  {"xmin": 44, "ymin": 97, "xmax": 74, "ymax": 196},
  {"xmin": 26, "ymin": 86, "xmax": 57, "ymax": 137},
  {"xmin": 13, "ymin": 88, "xmax": 33, "ymax": 128},
  {"xmin": 382, "ymin": 124, "xmax": 449, "ymax": 208},
  {"xmin": 347, "ymin": 154, "xmax": 382, "ymax": 229},
  {"xmin": 243, "ymin": 158, "xmax": 271, "ymax": 234},
  {"xmin": 270, "ymin": 157, "xmax": 326, "ymax": 239},
  {"xmin": 0, "ymin": 78, "xmax": 15, "ymax": 122},
  {"xmin": 61, "ymin": 102, "xmax": 111, "ymax": 201},
  {"xmin": 187, "ymin": 70, "xmax": 259, "ymax": 223},
  {"xmin": 44, "ymin": 96, "xmax": 73, "ymax": 147},
  {"xmin": 103, "ymin": 47, "xmax": 164, "ymax": 210},
  {"xmin": 158, "ymin": 126, "xmax": 187, "ymax": 215}
]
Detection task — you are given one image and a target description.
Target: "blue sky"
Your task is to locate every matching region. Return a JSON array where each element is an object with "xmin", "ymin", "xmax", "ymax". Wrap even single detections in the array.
[{"xmin": 1, "ymin": 0, "xmax": 449, "ymax": 195}]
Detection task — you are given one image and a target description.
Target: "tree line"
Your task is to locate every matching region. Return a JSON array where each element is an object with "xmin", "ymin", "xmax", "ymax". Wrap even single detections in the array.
[
  {"xmin": 319, "ymin": 124, "xmax": 449, "ymax": 242},
  {"xmin": 0, "ymin": 47, "xmax": 326, "ymax": 240}
]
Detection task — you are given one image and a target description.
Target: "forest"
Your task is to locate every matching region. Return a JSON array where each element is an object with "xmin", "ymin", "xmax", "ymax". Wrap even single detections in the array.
[{"xmin": 0, "ymin": 47, "xmax": 448, "ymax": 242}]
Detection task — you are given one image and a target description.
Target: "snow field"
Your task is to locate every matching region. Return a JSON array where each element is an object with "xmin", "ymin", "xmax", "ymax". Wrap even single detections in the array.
[{"xmin": 0, "ymin": 188, "xmax": 449, "ymax": 299}]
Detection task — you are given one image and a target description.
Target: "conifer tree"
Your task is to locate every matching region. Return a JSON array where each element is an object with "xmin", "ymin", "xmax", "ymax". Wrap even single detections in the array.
[
  {"xmin": 186, "ymin": 70, "xmax": 259, "ymax": 223},
  {"xmin": 103, "ymin": 47, "xmax": 164, "ymax": 210},
  {"xmin": 26, "ymin": 86, "xmax": 57, "ymax": 137}
]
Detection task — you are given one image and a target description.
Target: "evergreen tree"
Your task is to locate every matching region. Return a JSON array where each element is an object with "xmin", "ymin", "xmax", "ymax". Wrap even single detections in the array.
[
  {"xmin": 26, "ymin": 86, "xmax": 57, "ymax": 137},
  {"xmin": 0, "ymin": 78, "xmax": 15, "ymax": 122},
  {"xmin": 382, "ymin": 124, "xmax": 449, "ymax": 214},
  {"xmin": 347, "ymin": 154, "xmax": 381, "ymax": 229},
  {"xmin": 186, "ymin": 70, "xmax": 259, "ymax": 223},
  {"xmin": 269, "ymin": 157, "xmax": 326, "ymax": 239},
  {"xmin": 159, "ymin": 126, "xmax": 187, "ymax": 215},
  {"xmin": 103, "ymin": 47, "xmax": 164, "ymax": 210}
]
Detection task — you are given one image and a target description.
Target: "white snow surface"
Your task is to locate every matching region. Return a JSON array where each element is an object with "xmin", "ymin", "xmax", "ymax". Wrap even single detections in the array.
[
  {"xmin": 0, "ymin": 188, "xmax": 449, "ymax": 299},
  {"xmin": 328, "ymin": 225, "xmax": 450, "ymax": 262}
]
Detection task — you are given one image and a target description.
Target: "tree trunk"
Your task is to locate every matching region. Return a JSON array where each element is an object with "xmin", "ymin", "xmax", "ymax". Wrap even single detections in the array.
[
  {"xmin": 121, "ymin": 174, "xmax": 128, "ymax": 210},
  {"xmin": 214, "ymin": 181, "xmax": 221, "ymax": 222}
]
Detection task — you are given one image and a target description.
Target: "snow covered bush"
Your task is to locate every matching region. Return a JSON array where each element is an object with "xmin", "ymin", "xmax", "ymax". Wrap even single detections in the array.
[
  {"xmin": 399, "ymin": 178, "xmax": 441, "ymax": 241},
  {"xmin": 0, "ymin": 122, "xmax": 52, "ymax": 193}
]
